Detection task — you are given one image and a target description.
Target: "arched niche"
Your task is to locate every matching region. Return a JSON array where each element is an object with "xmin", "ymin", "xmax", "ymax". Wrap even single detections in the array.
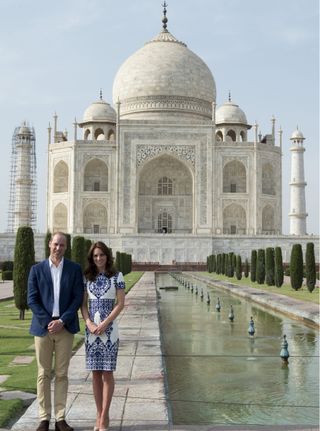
[
  {"xmin": 84, "ymin": 159, "xmax": 108, "ymax": 191},
  {"xmin": 223, "ymin": 160, "xmax": 246, "ymax": 193},
  {"xmin": 84, "ymin": 129, "xmax": 91, "ymax": 140},
  {"xmin": 262, "ymin": 205, "xmax": 275, "ymax": 234},
  {"xmin": 138, "ymin": 154, "xmax": 193, "ymax": 233},
  {"xmin": 108, "ymin": 129, "xmax": 115, "ymax": 141},
  {"xmin": 216, "ymin": 130, "xmax": 223, "ymax": 142},
  {"xmin": 226, "ymin": 129, "xmax": 236, "ymax": 142},
  {"xmin": 83, "ymin": 202, "xmax": 107, "ymax": 234},
  {"xmin": 53, "ymin": 161, "xmax": 69, "ymax": 193},
  {"xmin": 53, "ymin": 203, "xmax": 67, "ymax": 232},
  {"xmin": 240, "ymin": 130, "xmax": 246, "ymax": 142},
  {"xmin": 94, "ymin": 128, "xmax": 105, "ymax": 140},
  {"xmin": 262, "ymin": 163, "xmax": 276, "ymax": 195},
  {"xmin": 223, "ymin": 203, "xmax": 246, "ymax": 234}
]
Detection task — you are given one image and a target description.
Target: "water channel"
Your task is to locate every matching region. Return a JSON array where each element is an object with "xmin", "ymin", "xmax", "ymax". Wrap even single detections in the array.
[{"xmin": 156, "ymin": 272, "xmax": 319, "ymax": 427}]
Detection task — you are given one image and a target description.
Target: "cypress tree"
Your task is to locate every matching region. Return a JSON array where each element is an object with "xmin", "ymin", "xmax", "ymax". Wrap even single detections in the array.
[
  {"xmin": 13, "ymin": 226, "xmax": 35, "ymax": 320},
  {"xmin": 84, "ymin": 239, "xmax": 92, "ymax": 265},
  {"xmin": 274, "ymin": 246, "xmax": 284, "ymax": 287},
  {"xmin": 256, "ymin": 249, "xmax": 265, "ymax": 284},
  {"xmin": 212, "ymin": 254, "xmax": 216, "ymax": 273},
  {"xmin": 265, "ymin": 247, "xmax": 275, "ymax": 286},
  {"xmin": 71, "ymin": 236, "xmax": 85, "ymax": 269},
  {"xmin": 44, "ymin": 230, "xmax": 51, "ymax": 258},
  {"xmin": 305, "ymin": 242, "xmax": 316, "ymax": 293},
  {"xmin": 233, "ymin": 253, "xmax": 237, "ymax": 272},
  {"xmin": 221, "ymin": 253, "xmax": 226, "ymax": 275},
  {"xmin": 216, "ymin": 254, "xmax": 221, "ymax": 274},
  {"xmin": 244, "ymin": 258, "xmax": 249, "ymax": 278},
  {"xmin": 207, "ymin": 255, "xmax": 212, "ymax": 273},
  {"xmin": 224, "ymin": 253, "xmax": 228, "ymax": 276},
  {"xmin": 250, "ymin": 250, "xmax": 257, "ymax": 282},
  {"xmin": 290, "ymin": 244, "xmax": 303, "ymax": 291},
  {"xmin": 115, "ymin": 251, "xmax": 121, "ymax": 272},
  {"xmin": 64, "ymin": 234, "xmax": 72, "ymax": 259},
  {"xmin": 236, "ymin": 255, "xmax": 242, "ymax": 280},
  {"xmin": 228, "ymin": 252, "xmax": 234, "ymax": 277}
]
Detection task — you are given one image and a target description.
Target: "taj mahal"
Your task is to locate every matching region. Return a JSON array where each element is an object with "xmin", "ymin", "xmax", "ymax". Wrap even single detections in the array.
[{"xmin": 2, "ymin": 4, "xmax": 316, "ymax": 264}]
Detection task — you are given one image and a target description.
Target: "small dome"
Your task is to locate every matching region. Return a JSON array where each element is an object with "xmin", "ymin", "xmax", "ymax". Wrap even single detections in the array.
[
  {"xmin": 290, "ymin": 128, "xmax": 305, "ymax": 140},
  {"xmin": 18, "ymin": 122, "xmax": 32, "ymax": 136},
  {"xmin": 82, "ymin": 99, "xmax": 116, "ymax": 123},
  {"xmin": 216, "ymin": 100, "xmax": 247, "ymax": 125}
]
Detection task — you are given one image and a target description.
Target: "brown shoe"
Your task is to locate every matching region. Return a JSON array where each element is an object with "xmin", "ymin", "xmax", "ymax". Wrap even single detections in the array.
[
  {"xmin": 55, "ymin": 420, "xmax": 74, "ymax": 431},
  {"xmin": 36, "ymin": 421, "xmax": 49, "ymax": 431}
]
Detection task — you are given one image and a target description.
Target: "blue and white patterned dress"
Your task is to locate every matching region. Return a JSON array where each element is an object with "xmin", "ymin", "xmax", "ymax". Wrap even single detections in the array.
[{"xmin": 84, "ymin": 271, "xmax": 125, "ymax": 371}]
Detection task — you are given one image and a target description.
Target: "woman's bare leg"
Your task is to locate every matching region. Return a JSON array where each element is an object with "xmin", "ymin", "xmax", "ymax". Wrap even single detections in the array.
[{"xmin": 99, "ymin": 371, "xmax": 114, "ymax": 429}]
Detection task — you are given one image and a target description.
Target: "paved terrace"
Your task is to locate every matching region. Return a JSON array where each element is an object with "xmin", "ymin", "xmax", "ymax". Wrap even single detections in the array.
[{"xmin": 1, "ymin": 274, "xmax": 319, "ymax": 431}]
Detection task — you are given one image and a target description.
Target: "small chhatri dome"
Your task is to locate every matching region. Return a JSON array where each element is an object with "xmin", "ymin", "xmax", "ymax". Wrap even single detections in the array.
[
  {"xmin": 216, "ymin": 97, "xmax": 248, "ymax": 125},
  {"xmin": 112, "ymin": 3, "xmax": 216, "ymax": 120},
  {"xmin": 18, "ymin": 121, "xmax": 32, "ymax": 136},
  {"xmin": 82, "ymin": 97, "xmax": 116, "ymax": 124},
  {"xmin": 290, "ymin": 128, "xmax": 305, "ymax": 141}
]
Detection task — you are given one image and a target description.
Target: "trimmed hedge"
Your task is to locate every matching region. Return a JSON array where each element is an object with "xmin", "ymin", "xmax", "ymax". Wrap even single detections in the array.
[{"xmin": 2, "ymin": 270, "xmax": 13, "ymax": 280}]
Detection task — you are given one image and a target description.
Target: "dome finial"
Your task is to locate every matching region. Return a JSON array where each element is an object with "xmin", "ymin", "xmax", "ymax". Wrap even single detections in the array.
[
  {"xmin": 228, "ymin": 91, "xmax": 231, "ymax": 102},
  {"xmin": 162, "ymin": 1, "xmax": 168, "ymax": 31},
  {"xmin": 99, "ymin": 88, "xmax": 103, "ymax": 100}
]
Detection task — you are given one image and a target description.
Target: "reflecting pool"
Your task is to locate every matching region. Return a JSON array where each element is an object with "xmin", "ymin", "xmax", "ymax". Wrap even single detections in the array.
[{"xmin": 157, "ymin": 272, "xmax": 319, "ymax": 427}]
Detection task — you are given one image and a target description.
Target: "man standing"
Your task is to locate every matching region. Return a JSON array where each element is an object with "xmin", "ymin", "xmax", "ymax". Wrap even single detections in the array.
[{"xmin": 28, "ymin": 232, "xmax": 84, "ymax": 431}]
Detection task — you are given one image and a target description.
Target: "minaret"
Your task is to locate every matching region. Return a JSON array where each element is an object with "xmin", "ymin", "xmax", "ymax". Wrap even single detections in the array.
[
  {"xmin": 7, "ymin": 122, "xmax": 37, "ymax": 232},
  {"xmin": 289, "ymin": 128, "xmax": 307, "ymax": 235}
]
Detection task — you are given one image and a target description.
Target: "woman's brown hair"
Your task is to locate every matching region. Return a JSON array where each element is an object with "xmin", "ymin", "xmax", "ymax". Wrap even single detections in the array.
[{"xmin": 84, "ymin": 241, "xmax": 117, "ymax": 281}]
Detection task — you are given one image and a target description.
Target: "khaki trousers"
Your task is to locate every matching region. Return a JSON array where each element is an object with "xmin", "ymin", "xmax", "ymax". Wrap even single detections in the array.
[{"xmin": 34, "ymin": 329, "xmax": 74, "ymax": 421}]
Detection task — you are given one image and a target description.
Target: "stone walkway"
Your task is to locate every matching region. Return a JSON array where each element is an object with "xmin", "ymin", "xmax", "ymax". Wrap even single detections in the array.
[{"xmin": 1, "ymin": 274, "xmax": 319, "ymax": 430}]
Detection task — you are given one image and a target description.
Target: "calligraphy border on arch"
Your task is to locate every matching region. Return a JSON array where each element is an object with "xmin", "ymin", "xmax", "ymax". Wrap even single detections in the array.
[{"xmin": 136, "ymin": 144, "xmax": 195, "ymax": 168}]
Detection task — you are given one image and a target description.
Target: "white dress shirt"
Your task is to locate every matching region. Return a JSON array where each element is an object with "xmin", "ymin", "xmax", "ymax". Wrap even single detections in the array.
[{"xmin": 49, "ymin": 257, "xmax": 64, "ymax": 317}]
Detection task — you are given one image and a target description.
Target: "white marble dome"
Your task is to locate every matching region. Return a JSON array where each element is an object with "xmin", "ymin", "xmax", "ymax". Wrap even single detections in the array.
[
  {"xmin": 82, "ymin": 99, "xmax": 116, "ymax": 123},
  {"xmin": 291, "ymin": 128, "xmax": 305, "ymax": 140},
  {"xmin": 216, "ymin": 100, "xmax": 247, "ymax": 125},
  {"xmin": 18, "ymin": 122, "xmax": 32, "ymax": 136},
  {"xmin": 112, "ymin": 30, "xmax": 216, "ymax": 120}
]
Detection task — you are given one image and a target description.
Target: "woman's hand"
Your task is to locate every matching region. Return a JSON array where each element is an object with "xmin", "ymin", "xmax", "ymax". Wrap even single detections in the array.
[
  {"xmin": 94, "ymin": 319, "xmax": 110, "ymax": 335},
  {"xmin": 86, "ymin": 319, "xmax": 98, "ymax": 334}
]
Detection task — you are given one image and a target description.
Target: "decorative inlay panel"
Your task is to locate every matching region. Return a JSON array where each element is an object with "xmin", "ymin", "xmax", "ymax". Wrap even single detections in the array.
[
  {"xmin": 200, "ymin": 140, "xmax": 207, "ymax": 224},
  {"xmin": 120, "ymin": 95, "xmax": 212, "ymax": 118},
  {"xmin": 137, "ymin": 144, "xmax": 195, "ymax": 168}
]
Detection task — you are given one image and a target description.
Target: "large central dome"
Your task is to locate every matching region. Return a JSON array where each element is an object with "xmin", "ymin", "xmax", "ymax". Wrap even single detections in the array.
[{"xmin": 112, "ymin": 29, "xmax": 216, "ymax": 120}]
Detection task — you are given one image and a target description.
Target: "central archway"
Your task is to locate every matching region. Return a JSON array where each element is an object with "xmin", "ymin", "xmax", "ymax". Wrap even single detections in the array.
[{"xmin": 138, "ymin": 154, "xmax": 193, "ymax": 233}]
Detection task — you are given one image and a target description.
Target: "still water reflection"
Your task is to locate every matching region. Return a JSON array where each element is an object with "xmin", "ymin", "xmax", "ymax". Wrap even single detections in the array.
[{"xmin": 157, "ymin": 273, "xmax": 319, "ymax": 426}]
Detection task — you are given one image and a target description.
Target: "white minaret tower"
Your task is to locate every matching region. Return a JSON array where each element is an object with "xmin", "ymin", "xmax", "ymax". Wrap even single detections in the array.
[
  {"xmin": 289, "ymin": 128, "xmax": 307, "ymax": 235},
  {"xmin": 7, "ymin": 122, "xmax": 37, "ymax": 232}
]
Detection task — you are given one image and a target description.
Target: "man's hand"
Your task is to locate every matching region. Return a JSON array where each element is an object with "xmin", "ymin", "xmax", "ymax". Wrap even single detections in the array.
[{"xmin": 48, "ymin": 319, "xmax": 64, "ymax": 334}]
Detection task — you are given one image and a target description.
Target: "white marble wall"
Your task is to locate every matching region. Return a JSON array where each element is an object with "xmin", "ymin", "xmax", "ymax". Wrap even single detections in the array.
[{"xmin": 0, "ymin": 233, "xmax": 318, "ymax": 265}]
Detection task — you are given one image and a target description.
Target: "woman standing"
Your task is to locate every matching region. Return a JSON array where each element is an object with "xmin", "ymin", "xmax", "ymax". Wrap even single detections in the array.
[{"xmin": 81, "ymin": 242, "xmax": 125, "ymax": 431}]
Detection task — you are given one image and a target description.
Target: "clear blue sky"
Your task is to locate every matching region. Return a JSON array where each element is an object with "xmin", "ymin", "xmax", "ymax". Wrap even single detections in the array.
[{"xmin": 0, "ymin": 0, "xmax": 318, "ymax": 235}]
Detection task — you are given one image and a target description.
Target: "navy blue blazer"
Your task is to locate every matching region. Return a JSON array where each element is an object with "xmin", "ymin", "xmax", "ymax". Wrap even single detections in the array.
[{"xmin": 27, "ymin": 258, "xmax": 84, "ymax": 336}]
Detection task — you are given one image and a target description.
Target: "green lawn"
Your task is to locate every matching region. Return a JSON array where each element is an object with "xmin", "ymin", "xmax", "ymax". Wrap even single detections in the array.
[
  {"xmin": 0, "ymin": 271, "xmax": 144, "ymax": 427},
  {"xmin": 199, "ymin": 272, "xmax": 319, "ymax": 304}
]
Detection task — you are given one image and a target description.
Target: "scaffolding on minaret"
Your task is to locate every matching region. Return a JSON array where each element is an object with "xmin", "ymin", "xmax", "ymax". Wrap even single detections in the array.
[{"xmin": 7, "ymin": 122, "xmax": 37, "ymax": 233}]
